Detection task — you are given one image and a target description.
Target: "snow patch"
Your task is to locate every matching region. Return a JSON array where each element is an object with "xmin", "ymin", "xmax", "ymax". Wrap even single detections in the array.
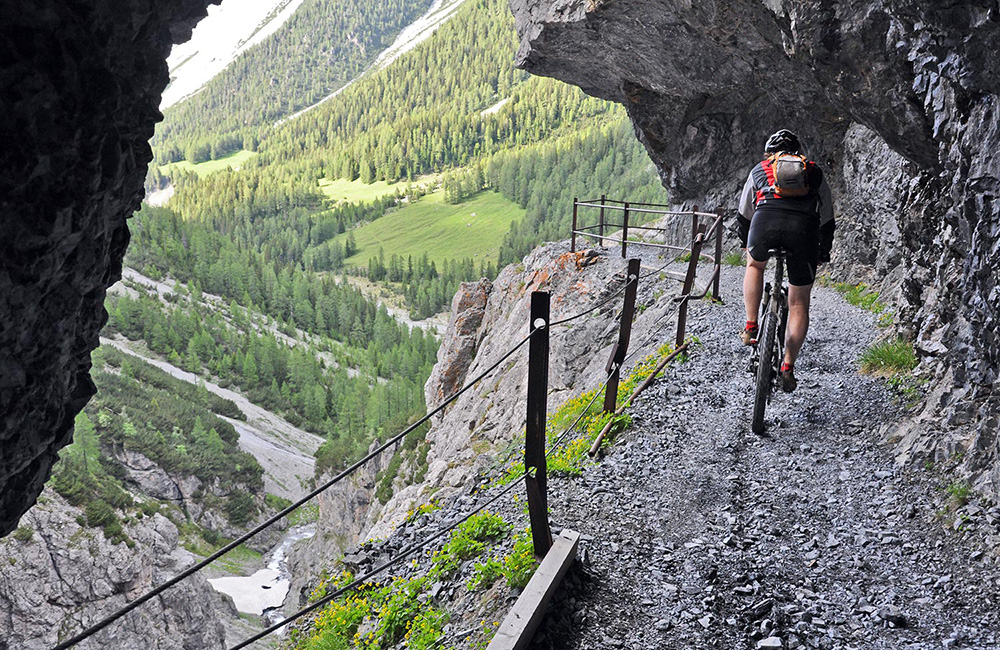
[
  {"xmin": 480, "ymin": 97, "xmax": 510, "ymax": 116},
  {"xmin": 162, "ymin": 0, "xmax": 306, "ymax": 109},
  {"xmin": 278, "ymin": 0, "xmax": 470, "ymax": 125}
]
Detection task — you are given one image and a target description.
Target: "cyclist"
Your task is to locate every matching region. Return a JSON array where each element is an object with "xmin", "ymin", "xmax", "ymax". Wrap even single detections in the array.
[{"xmin": 736, "ymin": 129, "xmax": 836, "ymax": 392}]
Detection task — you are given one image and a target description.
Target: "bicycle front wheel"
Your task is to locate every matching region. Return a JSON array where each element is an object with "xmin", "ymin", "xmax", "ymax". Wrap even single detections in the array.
[{"xmin": 752, "ymin": 311, "xmax": 777, "ymax": 434}]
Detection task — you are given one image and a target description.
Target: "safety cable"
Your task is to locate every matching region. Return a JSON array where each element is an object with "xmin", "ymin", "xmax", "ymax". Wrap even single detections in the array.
[
  {"xmin": 230, "ymin": 366, "xmax": 609, "ymax": 650},
  {"xmin": 639, "ymin": 253, "xmax": 681, "ymax": 280},
  {"xmin": 228, "ymin": 474, "xmax": 526, "ymax": 650},
  {"xmin": 54, "ymin": 258, "xmax": 697, "ymax": 650},
  {"xmin": 548, "ymin": 271, "xmax": 632, "ymax": 328},
  {"xmin": 226, "ymin": 298, "xmax": 689, "ymax": 650},
  {"xmin": 50, "ymin": 331, "xmax": 535, "ymax": 650}
]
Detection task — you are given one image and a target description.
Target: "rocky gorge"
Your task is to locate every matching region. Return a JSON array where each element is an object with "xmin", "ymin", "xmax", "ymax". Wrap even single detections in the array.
[
  {"xmin": 0, "ymin": 489, "xmax": 231, "ymax": 650},
  {"xmin": 2, "ymin": 0, "xmax": 1000, "ymax": 648}
]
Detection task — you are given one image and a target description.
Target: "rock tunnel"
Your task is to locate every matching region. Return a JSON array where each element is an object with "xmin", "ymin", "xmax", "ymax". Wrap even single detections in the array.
[{"xmin": 2, "ymin": 0, "xmax": 999, "ymax": 536}]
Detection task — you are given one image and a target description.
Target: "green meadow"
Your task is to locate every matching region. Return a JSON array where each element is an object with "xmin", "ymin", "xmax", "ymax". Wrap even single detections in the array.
[
  {"xmin": 335, "ymin": 190, "xmax": 524, "ymax": 267},
  {"xmin": 160, "ymin": 149, "xmax": 257, "ymax": 177},
  {"xmin": 318, "ymin": 174, "xmax": 438, "ymax": 204}
]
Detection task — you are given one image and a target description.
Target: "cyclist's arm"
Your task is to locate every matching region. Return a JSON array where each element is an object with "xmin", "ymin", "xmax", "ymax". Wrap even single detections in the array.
[{"xmin": 737, "ymin": 171, "xmax": 755, "ymax": 247}]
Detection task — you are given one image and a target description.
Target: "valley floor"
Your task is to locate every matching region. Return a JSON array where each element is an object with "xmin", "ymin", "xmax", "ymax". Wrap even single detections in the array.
[
  {"xmin": 99, "ymin": 334, "xmax": 322, "ymax": 501},
  {"xmin": 531, "ymin": 266, "xmax": 1000, "ymax": 650}
]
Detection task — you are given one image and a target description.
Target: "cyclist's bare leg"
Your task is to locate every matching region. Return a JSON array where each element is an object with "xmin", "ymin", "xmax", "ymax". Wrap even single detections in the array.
[
  {"xmin": 743, "ymin": 255, "xmax": 767, "ymax": 322},
  {"xmin": 784, "ymin": 284, "xmax": 813, "ymax": 366}
]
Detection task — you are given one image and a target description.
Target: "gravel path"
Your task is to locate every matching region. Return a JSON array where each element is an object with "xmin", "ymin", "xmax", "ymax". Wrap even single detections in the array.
[{"xmin": 531, "ymin": 265, "xmax": 1000, "ymax": 650}]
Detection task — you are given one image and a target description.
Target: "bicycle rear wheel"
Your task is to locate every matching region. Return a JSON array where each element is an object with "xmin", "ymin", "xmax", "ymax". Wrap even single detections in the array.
[{"xmin": 751, "ymin": 310, "xmax": 777, "ymax": 434}]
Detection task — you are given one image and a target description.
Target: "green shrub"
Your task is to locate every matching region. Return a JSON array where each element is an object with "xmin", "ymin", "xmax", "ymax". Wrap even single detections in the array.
[
  {"xmin": 84, "ymin": 499, "xmax": 117, "ymax": 529},
  {"xmin": 224, "ymin": 492, "xmax": 258, "ymax": 526},
  {"xmin": 501, "ymin": 532, "xmax": 538, "ymax": 589},
  {"xmin": 12, "ymin": 526, "xmax": 33, "ymax": 543},
  {"xmin": 432, "ymin": 511, "xmax": 509, "ymax": 577},
  {"xmin": 467, "ymin": 557, "xmax": 503, "ymax": 590},
  {"xmin": 860, "ymin": 338, "xmax": 918, "ymax": 375},
  {"xmin": 265, "ymin": 493, "xmax": 292, "ymax": 512},
  {"xmin": 946, "ymin": 481, "xmax": 972, "ymax": 506}
]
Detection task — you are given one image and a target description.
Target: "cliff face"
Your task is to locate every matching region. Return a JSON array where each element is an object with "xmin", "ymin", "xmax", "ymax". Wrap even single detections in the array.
[
  {"xmin": 509, "ymin": 0, "xmax": 1000, "ymax": 492},
  {"xmin": 0, "ymin": 490, "xmax": 228, "ymax": 650},
  {"xmin": 0, "ymin": 0, "xmax": 218, "ymax": 536}
]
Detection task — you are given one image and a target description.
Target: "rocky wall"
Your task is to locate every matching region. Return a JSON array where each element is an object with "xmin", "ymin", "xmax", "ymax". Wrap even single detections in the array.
[
  {"xmin": 0, "ymin": 0, "xmax": 218, "ymax": 536},
  {"xmin": 509, "ymin": 0, "xmax": 1000, "ymax": 492},
  {"xmin": 0, "ymin": 490, "xmax": 229, "ymax": 650}
]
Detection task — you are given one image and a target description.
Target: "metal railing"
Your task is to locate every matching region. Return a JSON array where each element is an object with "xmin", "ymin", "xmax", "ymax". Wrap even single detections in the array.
[{"xmin": 570, "ymin": 196, "xmax": 724, "ymax": 334}]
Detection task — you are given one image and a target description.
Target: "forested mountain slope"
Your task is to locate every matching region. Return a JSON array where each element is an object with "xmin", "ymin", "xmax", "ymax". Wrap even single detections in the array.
[
  {"xmin": 156, "ymin": 0, "xmax": 670, "ymax": 319},
  {"xmin": 154, "ymin": 0, "xmax": 436, "ymax": 163}
]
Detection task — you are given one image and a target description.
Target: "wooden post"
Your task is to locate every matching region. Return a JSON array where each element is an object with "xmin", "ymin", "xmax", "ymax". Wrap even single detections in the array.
[
  {"xmin": 691, "ymin": 204, "xmax": 700, "ymax": 244},
  {"xmin": 599, "ymin": 194, "xmax": 606, "ymax": 242},
  {"xmin": 525, "ymin": 292, "xmax": 552, "ymax": 558},
  {"xmin": 713, "ymin": 214, "xmax": 723, "ymax": 301},
  {"xmin": 604, "ymin": 258, "xmax": 640, "ymax": 413},
  {"xmin": 571, "ymin": 198, "xmax": 578, "ymax": 253},
  {"xmin": 621, "ymin": 202, "xmax": 630, "ymax": 258},
  {"xmin": 676, "ymin": 226, "xmax": 706, "ymax": 346}
]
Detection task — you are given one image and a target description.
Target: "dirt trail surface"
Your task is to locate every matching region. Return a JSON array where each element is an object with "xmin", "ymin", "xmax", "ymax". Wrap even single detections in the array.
[
  {"xmin": 531, "ymin": 266, "xmax": 1000, "ymax": 650},
  {"xmin": 100, "ymin": 336, "xmax": 323, "ymax": 500}
]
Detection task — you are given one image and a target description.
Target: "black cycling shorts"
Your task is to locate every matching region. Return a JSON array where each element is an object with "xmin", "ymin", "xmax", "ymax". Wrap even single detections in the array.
[{"xmin": 747, "ymin": 209, "xmax": 820, "ymax": 286}]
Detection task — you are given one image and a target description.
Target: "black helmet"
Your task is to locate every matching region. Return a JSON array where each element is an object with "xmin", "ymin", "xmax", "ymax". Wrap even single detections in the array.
[{"xmin": 764, "ymin": 129, "xmax": 801, "ymax": 154}]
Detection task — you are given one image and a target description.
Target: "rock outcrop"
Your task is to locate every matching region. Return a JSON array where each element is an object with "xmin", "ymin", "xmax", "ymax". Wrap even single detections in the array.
[
  {"xmin": 509, "ymin": 0, "xmax": 1000, "ymax": 493},
  {"xmin": 0, "ymin": 0, "xmax": 219, "ymax": 536},
  {"xmin": 0, "ymin": 490, "xmax": 228, "ymax": 649}
]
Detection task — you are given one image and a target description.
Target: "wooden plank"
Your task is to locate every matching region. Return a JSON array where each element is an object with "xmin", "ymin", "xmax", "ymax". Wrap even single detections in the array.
[{"xmin": 488, "ymin": 529, "xmax": 580, "ymax": 650}]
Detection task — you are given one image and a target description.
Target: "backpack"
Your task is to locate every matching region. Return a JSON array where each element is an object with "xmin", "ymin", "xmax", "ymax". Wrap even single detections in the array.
[{"xmin": 768, "ymin": 153, "xmax": 810, "ymax": 197}]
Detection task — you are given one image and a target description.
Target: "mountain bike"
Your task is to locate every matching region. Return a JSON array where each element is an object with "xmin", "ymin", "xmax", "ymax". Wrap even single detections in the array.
[{"xmin": 749, "ymin": 248, "xmax": 789, "ymax": 434}]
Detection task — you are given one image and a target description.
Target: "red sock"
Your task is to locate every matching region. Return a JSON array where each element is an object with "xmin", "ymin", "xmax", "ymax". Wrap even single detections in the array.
[
  {"xmin": 745, "ymin": 320, "xmax": 758, "ymax": 331},
  {"xmin": 781, "ymin": 362, "xmax": 793, "ymax": 372}
]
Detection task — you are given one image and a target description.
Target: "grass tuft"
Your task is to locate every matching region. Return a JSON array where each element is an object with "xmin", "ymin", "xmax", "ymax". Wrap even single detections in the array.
[
  {"xmin": 833, "ymin": 281, "xmax": 885, "ymax": 314},
  {"xmin": 859, "ymin": 337, "xmax": 917, "ymax": 376},
  {"xmin": 722, "ymin": 250, "xmax": 744, "ymax": 266},
  {"xmin": 945, "ymin": 481, "xmax": 972, "ymax": 507}
]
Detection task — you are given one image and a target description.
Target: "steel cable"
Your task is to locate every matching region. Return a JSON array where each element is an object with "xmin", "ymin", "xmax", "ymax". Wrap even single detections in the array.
[
  {"xmin": 229, "ymin": 369, "xmax": 611, "ymax": 649},
  {"xmin": 228, "ymin": 474, "xmax": 526, "ymax": 650},
  {"xmin": 54, "ymin": 257, "xmax": 696, "ymax": 650},
  {"xmin": 548, "ymin": 272, "xmax": 633, "ymax": 328},
  {"xmin": 50, "ymin": 332, "xmax": 535, "ymax": 650},
  {"xmin": 639, "ymin": 254, "xmax": 682, "ymax": 280},
  {"xmin": 226, "ymin": 298, "xmax": 689, "ymax": 650}
]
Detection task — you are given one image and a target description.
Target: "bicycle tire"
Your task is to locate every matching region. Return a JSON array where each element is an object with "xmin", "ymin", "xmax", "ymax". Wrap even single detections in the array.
[{"xmin": 752, "ymin": 309, "xmax": 777, "ymax": 434}]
